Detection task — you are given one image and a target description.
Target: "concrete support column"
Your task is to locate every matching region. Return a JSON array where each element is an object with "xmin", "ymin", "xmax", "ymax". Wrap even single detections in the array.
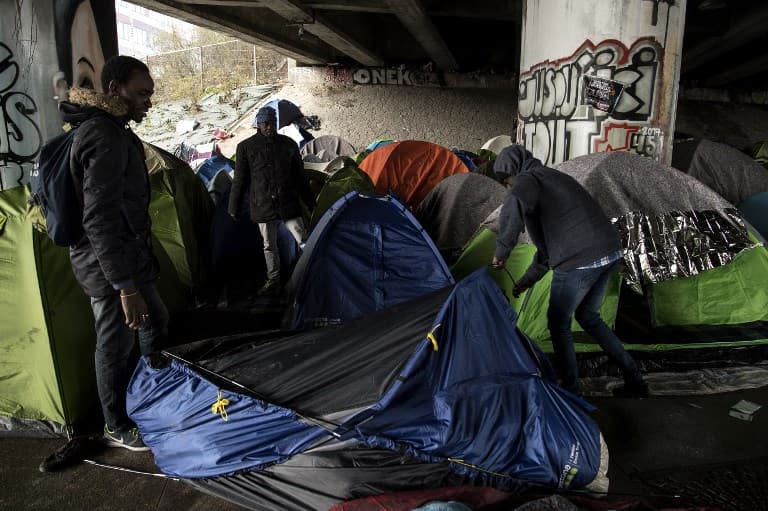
[
  {"xmin": 517, "ymin": 0, "xmax": 687, "ymax": 165},
  {"xmin": 0, "ymin": 0, "xmax": 117, "ymax": 191}
]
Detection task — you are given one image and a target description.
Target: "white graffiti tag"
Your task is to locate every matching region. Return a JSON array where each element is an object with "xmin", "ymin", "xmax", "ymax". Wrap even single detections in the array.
[{"xmin": 518, "ymin": 38, "xmax": 663, "ymax": 165}]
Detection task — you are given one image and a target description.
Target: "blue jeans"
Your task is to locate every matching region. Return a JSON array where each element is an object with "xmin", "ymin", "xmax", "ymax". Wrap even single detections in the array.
[
  {"xmin": 90, "ymin": 282, "xmax": 169, "ymax": 430},
  {"xmin": 548, "ymin": 261, "xmax": 641, "ymax": 394}
]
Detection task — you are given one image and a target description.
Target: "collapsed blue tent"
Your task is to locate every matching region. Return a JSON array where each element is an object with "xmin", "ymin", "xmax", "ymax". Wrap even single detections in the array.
[
  {"xmin": 285, "ymin": 192, "xmax": 454, "ymax": 329},
  {"xmin": 127, "ymin": 269, "xmax": 607, "ymax": 510}
]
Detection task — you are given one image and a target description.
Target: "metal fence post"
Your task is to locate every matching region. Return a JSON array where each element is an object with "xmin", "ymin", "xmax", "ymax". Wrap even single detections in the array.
[
  {"xmin": 252, "ymin": 44, "xmax": 257, "ymax": 84},
  {"xmin": 199, "ymin": 45, "xmax": 204, "ymax": 92}
]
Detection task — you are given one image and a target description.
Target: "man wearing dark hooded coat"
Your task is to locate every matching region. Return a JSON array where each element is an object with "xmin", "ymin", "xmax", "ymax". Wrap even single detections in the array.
[
  {"xmin": 491, "ymin": 144, "xmax": 648, "ymax": 398},
  {"xmin": 59, "ymin": 55, "xmax": 168, "ymax": 451},
  {"xmin": 228, "ymin": 106, "xmax": 316, "ymax": 295}
]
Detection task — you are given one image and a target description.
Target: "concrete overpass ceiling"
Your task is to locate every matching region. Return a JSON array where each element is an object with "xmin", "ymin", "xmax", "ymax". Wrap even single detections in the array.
[
  {"xmin": 681, "ymin": 0, "xmax": 768, "ymax": 88},
  {"xmin": 319, "ymin": 12, "xmax": 429, "ymax": 66},
  {"xmin": 132, "ymin": 0, "xmax": 768, "ymax": 89}
]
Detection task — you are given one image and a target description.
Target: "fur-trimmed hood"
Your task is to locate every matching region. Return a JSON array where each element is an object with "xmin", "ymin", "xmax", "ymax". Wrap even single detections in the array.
[{"xmin": 59, "ymin": 87, "xmax": 129, "ymax": 125}]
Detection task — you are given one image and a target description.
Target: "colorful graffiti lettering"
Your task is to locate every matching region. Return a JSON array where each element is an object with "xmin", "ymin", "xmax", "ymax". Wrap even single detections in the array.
[
  {"xmin": 0, "ymin": 42, "xmax": 42, "ymax": 190},
  {"xmin": 325, "ymin": 66, "xmax": 352, "ymax": 84},
  {"xmin": 351, "ymin": 67, "xmax": 440, "ymax": 86},
  {"xmin": 517, "ymin": 38, "xmax": 664, "ymax": 164}
]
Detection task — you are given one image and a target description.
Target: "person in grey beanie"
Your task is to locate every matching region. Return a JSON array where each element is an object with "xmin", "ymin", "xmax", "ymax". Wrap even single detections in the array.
[
  {"xmin": 491, "ymin": 144, "xmax": 648, "ymax": 398},
  {"xmin": 228, "ymin": 106, "xmax": 316, "ymax": 295}
]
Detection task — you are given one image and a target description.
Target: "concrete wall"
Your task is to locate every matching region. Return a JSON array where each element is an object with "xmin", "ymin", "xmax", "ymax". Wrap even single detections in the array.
[
  {"xmin": 517, "ymin": 0, "xmax": 686, "ymax": 165},
  {"xmin": 0, "ymin": 1, "xmax": 58, "ymax": 190},
  {"xmin": 0, "ymin": 0, "xmax": 117, "ymax": 191},
  {"xmin": 282, "ymin": 65, "xmax": 518, "ymax": 152}
]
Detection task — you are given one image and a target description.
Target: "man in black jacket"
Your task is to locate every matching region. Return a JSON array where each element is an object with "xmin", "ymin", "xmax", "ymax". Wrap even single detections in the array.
[
  {"xmin": 491, "ymin": 145, "xmax": 647, "ymax": 398},
  {"xmin": 61, "ymin": 56, "xmax": 168, "ymax": 450},
  {"xmin": 228, "ymin": 106, "xmax": 316, "ymax": 294}
]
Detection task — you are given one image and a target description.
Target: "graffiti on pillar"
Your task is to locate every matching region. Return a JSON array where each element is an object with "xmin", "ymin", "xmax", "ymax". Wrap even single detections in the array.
[
  {"xmin": 517, "ymin": 38, "xmax": 664, "ymax": 165},
  {"xmin": 643, "ymin": 0, "xmax": 675, "ymax": 26},
  {"xmin": 54, "ymin": 0, "xmax": 118, "ymax": 94},
  {"xmin": 0, "ymin": 42, "xmax": 42, "ymax": 190}
]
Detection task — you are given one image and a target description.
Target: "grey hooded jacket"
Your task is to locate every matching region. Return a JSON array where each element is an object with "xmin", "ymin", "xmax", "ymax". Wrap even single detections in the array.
[{"xmin": 494, "ymin": 145, "xmax": 620, "ymax": 287}]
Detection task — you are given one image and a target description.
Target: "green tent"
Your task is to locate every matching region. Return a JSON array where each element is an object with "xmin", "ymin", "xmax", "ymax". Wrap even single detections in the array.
[
  {"xmin": 1, "ymin": 146, "xmax": 214, "ymax": 435},
  {"xmin": 452, "ymin": 229, "xmax": 621, "ymax": 350},
  {"xmin": 0, "ymin": 186, "xmax": 96, "ymax": 435},
  {"xmin": 145, "ymin": 143, "xmax": 215, "ymax": 308},
  {"xmin": 453, "ymin": 151, "xmax": 768, "ymax": 361},
  {"xmin": 750, "ymin": 141, "xmax": 768, "ymax": 169},
  {"xmin": 308, "ymin": 159, "xmax": 375, "ymax": 229},
  {"xmin": 452, "ymin": 227, "xmax": 768, "ymax": 358}
]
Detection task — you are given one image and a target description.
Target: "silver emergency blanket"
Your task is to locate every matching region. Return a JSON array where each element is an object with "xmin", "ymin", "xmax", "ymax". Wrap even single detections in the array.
[
  {"xmin": 480, "ymin": 151, "xmax": 758, "ymax": 288},
  {"xmin": 615, "ymin": 208, "xmax": 755, "ymax": 288}
]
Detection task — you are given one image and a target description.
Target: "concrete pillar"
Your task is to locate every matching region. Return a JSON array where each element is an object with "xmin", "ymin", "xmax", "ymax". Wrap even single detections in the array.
[
  {"xmin": 0, "ymin": 0, "xmax": 117, "ymax": 191},
  {"xmin": 517, "ymin": 0, "xmax": 687, "ymax": 165}
]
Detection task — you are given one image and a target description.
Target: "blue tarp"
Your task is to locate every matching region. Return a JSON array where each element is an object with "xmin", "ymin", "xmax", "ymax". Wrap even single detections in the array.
[
  {"xmin": 127, "ymin": 270, "xmax": 602, "ymax": 489},
  {"xmin": 286, "ymin": 192, "xmax": 454, "ymax": 329},
  {"xmin": 127, "ymin": 357, "xmax": 327, "ymax": 477},
  {"xmin": 738, "ymin": 191, "xmax": 768, "ymax": 240}
]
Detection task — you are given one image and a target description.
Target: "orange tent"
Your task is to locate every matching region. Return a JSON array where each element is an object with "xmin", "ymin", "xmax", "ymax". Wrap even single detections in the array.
[{"xmin": 358, "ymin": 140, "xmax": 469, "ymax": 209}]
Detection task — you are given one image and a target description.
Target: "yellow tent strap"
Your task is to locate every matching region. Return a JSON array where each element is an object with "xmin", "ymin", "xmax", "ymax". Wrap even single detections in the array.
[
  {"xmin": 447, "ymin": 457, "xmax": 508, "ymax": 478},
  {"xmin": 211, "ymin": 389, "xmax": 230, "ymax": 421},
  {"xmin": 426, "ymin": 323, "xmax": 442, "ymax": 351}
]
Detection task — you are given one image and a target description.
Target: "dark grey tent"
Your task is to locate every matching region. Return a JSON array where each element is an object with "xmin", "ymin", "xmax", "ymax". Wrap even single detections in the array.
[
  {"xmin": 301, "ymin": 135, "xmax": 356, "ymax": 162},
  {"xmin": 415, "ymin": 173, "xmax": 507, "ymax": 264},
  {"xmin": 672, "ymin": 139, "xmax": 768, "ymax": 206}
]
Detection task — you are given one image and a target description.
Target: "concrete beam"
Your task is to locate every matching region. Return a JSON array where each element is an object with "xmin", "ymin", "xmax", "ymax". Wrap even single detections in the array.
[
  {"xmin": 683, "ymin": 2, "xmax": 768, "ymax": 73},
  {"xmin": 304, "ymin": 0, "xmax": 521, "ymax": 19},
  {"xmin": 385, "ymin": 0, "xmax": 459, "ymax": 71},
  {"xmin": 177, "ymin": 0, "xmax": 265, "ymax": 6},
  {"xmin": 426, "ymin": 0, "xmax": 521, "ymax": 21},
  {"xmin": 706, "ymin": 52, "xmax": 768, "ymax": 88},
  {"xmin": 304, "ymin": 0, "xmax": 390, "ymax": 13},
  {"xmin": 128, "ymin": 0, "xmax": 331, "ymax": 64},
  {"xmin": 261, "ymin": 0, "xmax": 385, "ymax": 66}
]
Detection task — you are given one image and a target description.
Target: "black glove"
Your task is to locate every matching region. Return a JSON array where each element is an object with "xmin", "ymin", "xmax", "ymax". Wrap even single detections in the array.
[{"xmin": 512, "ymin": 283, "xmax": 527, "ymax": 298}]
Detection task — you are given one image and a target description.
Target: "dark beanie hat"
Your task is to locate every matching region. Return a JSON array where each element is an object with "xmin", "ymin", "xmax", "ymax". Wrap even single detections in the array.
[{"xmin": 255, "ymin": 106, "xmax": 277, "ymax": 124}]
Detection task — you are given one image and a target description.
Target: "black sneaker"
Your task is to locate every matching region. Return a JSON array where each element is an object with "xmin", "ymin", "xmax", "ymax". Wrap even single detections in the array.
[
  {"xmin": 103, "ymin": 425, "xmax": 150, "ymax": 452},
  {"xmin": 258, "ymin": 278, "xmax": 281, "ymax": 296},
  {"xmin": 39, "ymin": 437, "xmax": 89, "ymax": 472},
  {"xmin": 612, "ymin": 382, "xmax": 650, "ymax": 398}
]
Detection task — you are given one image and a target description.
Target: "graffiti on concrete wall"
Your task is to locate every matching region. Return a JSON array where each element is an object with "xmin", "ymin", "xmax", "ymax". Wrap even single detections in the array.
[
  {"xmin": 320, "ymin": 66, "xmax": 441, "ymax": 87},
  {"xmin": 517, "ymin": 38, "xmax": 664, "ymax": 165},
  {"xmin": 54, "ymin": 0, "xmax": 117, "ymax": 93},
  {"xmin": 643, "ymin": 0, "xmax": 675, "ymax": 26},
  {"xmin": 0, "ymin": 0, "xmax": 117, "ymax": 191},
  {"xmin": 0, "ymin": 42, "xmax": 42, "ymax": 190}
]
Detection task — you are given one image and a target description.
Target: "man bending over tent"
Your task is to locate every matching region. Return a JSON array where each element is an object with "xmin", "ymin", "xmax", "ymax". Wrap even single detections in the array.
[
  {"xmin": 491, "ymin": 145, "xmax": 648, "ymax": 398},
  {"xmin": 228, "ymin": 106, "xmax": 316, "ymax": 295}
]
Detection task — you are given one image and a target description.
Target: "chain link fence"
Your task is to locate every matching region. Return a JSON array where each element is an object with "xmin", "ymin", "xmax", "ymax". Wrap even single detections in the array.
[{"xmin": 146, "ymin": 40, "xmax": 288, "ymax": 102}]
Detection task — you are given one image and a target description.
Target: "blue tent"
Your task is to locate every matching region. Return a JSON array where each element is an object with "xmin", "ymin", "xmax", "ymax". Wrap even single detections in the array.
[
  {"xmin": 285, "ymin": 192, "xmax": 455, "ymax": 329},
  {"xmin": 209, "ymin": 180, "xmax": 299, "ymax": 293},
  {"xmin": 195, "ymin": 154, "xmax": 234, "ymax": 189},
  {"xmin": 252, "ymin": 99, "xmax": 305, "ymax": 129},
  {"xmin": 127, "ymin": 269, "xmax": 605, "ymax": 509}
]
